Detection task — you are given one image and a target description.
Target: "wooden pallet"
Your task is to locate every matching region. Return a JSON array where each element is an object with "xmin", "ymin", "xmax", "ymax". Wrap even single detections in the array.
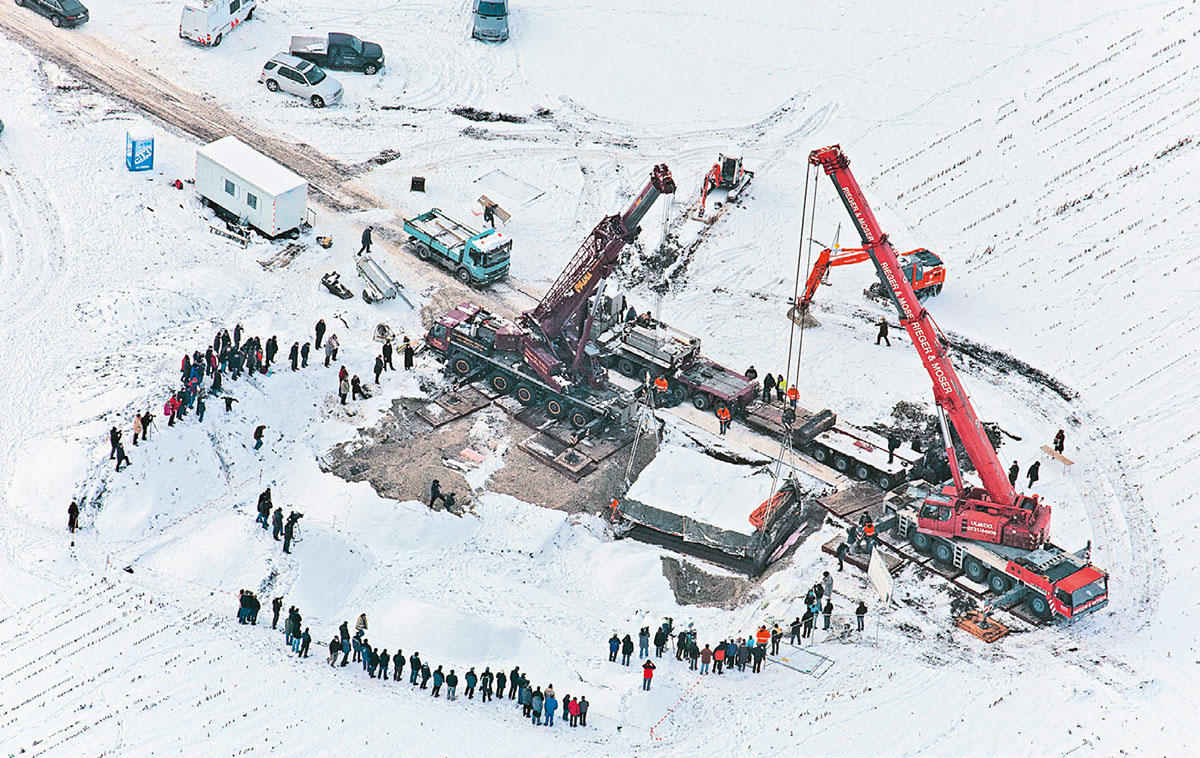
[{"xmin": 955, "ymin": 611, "xmax": 1009, "ymax": 643}]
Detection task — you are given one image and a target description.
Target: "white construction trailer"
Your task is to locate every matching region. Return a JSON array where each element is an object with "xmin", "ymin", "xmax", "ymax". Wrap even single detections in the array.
[{"xmin": 195, "ymin": 136, "xmax": 308, "ymax": 238}]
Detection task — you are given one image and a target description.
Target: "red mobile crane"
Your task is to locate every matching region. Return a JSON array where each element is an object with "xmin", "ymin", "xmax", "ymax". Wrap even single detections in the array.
[
  {"xmin": 808, "ymin": 145, "xmax": 1047, "ymax": 550},
  {"xmin": 810, "ymin": 145, "xmax": 1108, "ymax": 622}
]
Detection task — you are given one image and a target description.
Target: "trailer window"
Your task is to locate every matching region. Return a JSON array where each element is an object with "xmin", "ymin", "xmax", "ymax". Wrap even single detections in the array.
[
  {"xmin": 224, "ymin": 179, "xmax": 236, "ymax": 197},
  {"xmin": 247, "ymin": 193, "xmax": 258, "ymax": 210}
]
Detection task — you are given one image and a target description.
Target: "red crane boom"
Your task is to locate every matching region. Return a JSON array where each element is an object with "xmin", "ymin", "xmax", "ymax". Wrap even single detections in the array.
[{"xmin": 809, "ymin": 145, "xmax": 1048, "ymax": 549}]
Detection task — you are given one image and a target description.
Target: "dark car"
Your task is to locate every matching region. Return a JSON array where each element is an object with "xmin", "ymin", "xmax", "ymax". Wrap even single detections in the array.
[
  {"xmin": 16, "ymin": 0, "xmax": 89, "ymax": 27},
  {"xmin": 289, "ymin": 33, "xmax": 384, "ymax": 75}
]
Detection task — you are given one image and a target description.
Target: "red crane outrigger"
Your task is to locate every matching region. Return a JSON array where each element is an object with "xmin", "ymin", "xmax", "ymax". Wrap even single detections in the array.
[{"xmin": 809, "ymin": 145, "xmax": 1050, "ymax": 550}]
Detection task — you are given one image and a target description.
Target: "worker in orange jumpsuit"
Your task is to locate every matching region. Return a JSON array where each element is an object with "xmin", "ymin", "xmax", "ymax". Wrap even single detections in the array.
[
  {"xmin": 650, "ymin": 375, "xmax": 668, "ymax": 408},
  {"xmin": 716, "ymin": 405, "xmax": 731, "ymax": 435},
  {"xmin": 862, "ymin": 520, "xmax": 877, "ymax": 555},
  {"xmin": 754, "ymin": 625, "xmax": 770, "ymax": 652}
]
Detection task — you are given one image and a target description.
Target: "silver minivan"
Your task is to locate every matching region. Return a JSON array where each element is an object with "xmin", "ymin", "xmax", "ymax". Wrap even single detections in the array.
[
  {"xmin": 472, "ymin": 0, "xmax": 509, "ymax": 42},
  {"xmin": 259, "ymin": 53, "xmax": 343, "ymax": 108}
]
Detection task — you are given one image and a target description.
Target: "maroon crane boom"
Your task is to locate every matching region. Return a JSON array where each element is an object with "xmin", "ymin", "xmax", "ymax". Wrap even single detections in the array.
[
  {"xmin": 525, "ymin": 164, "xmax": 676, "ymax": 378},
  {"xmin": 809, "ymin": 145, "xmax": 1050, "ymax": 550}
]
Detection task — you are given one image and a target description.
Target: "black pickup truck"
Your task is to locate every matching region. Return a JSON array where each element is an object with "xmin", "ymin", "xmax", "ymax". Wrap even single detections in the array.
[{"xmin": 289, "ymin": 33, "xmax": 384, "ymax": 75}]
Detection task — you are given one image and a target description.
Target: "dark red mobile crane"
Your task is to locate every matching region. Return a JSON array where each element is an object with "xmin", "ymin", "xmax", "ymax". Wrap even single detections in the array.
[{"xmin": 809, "ymin": 145, "xmax": 1050, "ymax": 550}]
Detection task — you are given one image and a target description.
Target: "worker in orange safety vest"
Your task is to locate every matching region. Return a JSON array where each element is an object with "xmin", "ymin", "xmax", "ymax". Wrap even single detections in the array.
[
  {"xmin": 755, "ymin": 626, "xmax": 770, "ymax": 649},
  {"xmin": 716, "ymin": 405, "xmax": 731, "ymax": 435}
]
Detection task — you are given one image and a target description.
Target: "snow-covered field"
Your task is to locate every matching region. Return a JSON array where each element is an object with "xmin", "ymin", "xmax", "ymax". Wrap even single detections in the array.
[{"xmin": 2, "ymin": 0, "xmax": 1199, "ymax": 755}]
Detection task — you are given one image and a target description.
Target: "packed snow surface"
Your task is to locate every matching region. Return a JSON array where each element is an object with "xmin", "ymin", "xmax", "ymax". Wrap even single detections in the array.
[{"xmin": 2, "ymin": 0, "xmax": 1200, "ymax": 756}]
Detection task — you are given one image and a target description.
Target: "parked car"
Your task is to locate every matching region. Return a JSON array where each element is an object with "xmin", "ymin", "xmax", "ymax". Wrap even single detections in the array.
[
  {"xmin": 472, "ymin": 0, "xmax": 509, "ymax": 42},
  {"xmin": 15, "ymin": 0, "xmax": 89, "ymax": 28},
  {"xmin": 180, "ymin": 0, "xmax": 255, "ymax": 48},
  {"xmin": 290, "ymin": 33, "xmax": 384, "ymax": 75},
  {"xmin": 259, "ymin": 54, "xmax": 343, "ymax": 108}
]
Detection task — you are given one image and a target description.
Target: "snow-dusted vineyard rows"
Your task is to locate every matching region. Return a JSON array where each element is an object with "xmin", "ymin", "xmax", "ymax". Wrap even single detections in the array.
[{"xmin": 2, "ymin": 1, "xmax": 1198, "ymax": 756}]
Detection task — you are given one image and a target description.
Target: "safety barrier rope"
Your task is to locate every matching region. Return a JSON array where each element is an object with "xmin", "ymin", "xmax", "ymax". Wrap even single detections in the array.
[{"xmin": 647, "ymin": 672, "xmax": 704, "ymax": 741}]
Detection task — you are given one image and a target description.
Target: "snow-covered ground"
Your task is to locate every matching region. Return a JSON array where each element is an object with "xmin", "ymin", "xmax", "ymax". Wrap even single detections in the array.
[{"xmin": 2, "ymin": 0, "xmax": 1200, "ymax": 755}]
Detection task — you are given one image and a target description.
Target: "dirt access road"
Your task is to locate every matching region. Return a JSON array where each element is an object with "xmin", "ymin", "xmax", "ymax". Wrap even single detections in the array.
[{"xmin": 0, "ymin": 4, "xmax": 378, "ymax": 214}]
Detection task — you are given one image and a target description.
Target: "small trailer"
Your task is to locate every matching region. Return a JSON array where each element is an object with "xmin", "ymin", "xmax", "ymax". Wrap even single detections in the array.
[
  {"xmin": 355, "ymin": 251, "xmax": 412, "ymax": 306},
  {"xmin": 195, "ymin": 136, "xmax": 309, "ymax": 239},
  {"xmin": 403, "ymin": 208, "xmax": 511, "ymax": 286}
]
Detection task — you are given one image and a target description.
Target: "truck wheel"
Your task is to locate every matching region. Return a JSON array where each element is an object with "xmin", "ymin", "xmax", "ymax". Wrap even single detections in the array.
[
  {"xmin": 832, "ymin": 455, "xmax": 849, "ymax": 473},
  {"xmin": 414, "ymin": 243, "xmax": 432, "ymax": 260},
  {"xmin": 545, "ymin": 398, "xmax": 566, "ymax": 419},
  {"xmin": 671, "ymin": 385, "xmax": 689, "ymax": 403},
  {"xmin": 932, "ymin": 540, "xmax": 955, "ymax": 565},
  {"xmin": 213, "ymin": 33, "xmax": 223, "ymax": 47},
  {"xmin": 451, "ymin": 357, "xmax": 473, "ymax": 376},
  {"xmin": 854, "ymin": 464, "xmax": 871, "ymax": 481},
  {"xmin": 365, "ymin": 64, "xmax": 379, "ymax": 75},
  {"xmin": 964, "ymin": 556, "xmax": 988, "ymax": 583},
  {"xmin": 812, "ymin": 447, "xmax": 829, "ymax": 464},
  {"xmin": 514, "ymin": 385, "xmax": 536, "ymax": 405},
  {"xmin": 692, "ymin": 394, "xmax": 712, "ymax": 411},
  {"xmin": 456, "ymin": 267, "xmax": 473, "ymax": 285},
  {"xmin": 569, "ymin": 409, "xmax": 591, "ymax": 429},
  {"xmin": 266, "ymin": 79, "xmax": 280, "ymax": 92},
  {"xmin": 616, "ymin": 358, "xmax": 636, "ymax": 377},
  {"xmin": 987, "ymin": 571, "xmax": 1012, "ymax": 594},
  {"xmin": 311, "ymin": 95, "xmax": 326, "ymax": 108},
  {"xmin": 877, "ymin": 474, "xmax": 892, "ymax": 490},
  {"xmin": 1027, "ymin": 594, "xmax": 1052, "ymax": 620},
  {"xmin": 908, "ymin": 530, "xmax": 932, "ymax": 554},
  {"xmin": 488, "ymin": 374, "xmax": 510, "ymax": 394}
]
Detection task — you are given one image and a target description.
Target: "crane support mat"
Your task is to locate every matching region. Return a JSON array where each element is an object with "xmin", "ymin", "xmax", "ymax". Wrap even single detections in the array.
[
  {"xmin": 818, "ymin": 482, "xmax": 887, "ymax": 518},
  {"xmin": 517, "ymin": 433, "xmax": 596, "ymax": 481},
  {"xmin": 412, "ymin": 387, "xmax": 492, "ymax": 427},
  {"xmin": 821, "ymin": 538, "xmax": 905, "ymax": 575},
  {"xmin": 955, "ymin": 611, "xmax": 1009, "ymax": 643}
]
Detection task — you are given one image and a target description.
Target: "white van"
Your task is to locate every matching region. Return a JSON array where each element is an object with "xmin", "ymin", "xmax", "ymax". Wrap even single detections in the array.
[{"xmin": 179, "ymin": 0, "xmax": 255, "ymax": 48}]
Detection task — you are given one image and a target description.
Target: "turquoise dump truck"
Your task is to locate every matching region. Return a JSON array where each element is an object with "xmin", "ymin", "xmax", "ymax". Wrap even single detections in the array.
[{"xmin": 403, "ymin": 208, "xmax": 511, "ymax": 286}]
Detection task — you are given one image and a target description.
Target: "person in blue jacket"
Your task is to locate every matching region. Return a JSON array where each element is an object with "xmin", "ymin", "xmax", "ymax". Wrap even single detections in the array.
[
  {"xmin": 544, "ymin": 693, "xmax": 558, "ymax": 726},
  {"xmin": 431, "ymin": 665, "xmax": 445, "ymax": 697},
  {"xmin": 608, "ymin": 633, "xmax": 620, "ymax": 662}
]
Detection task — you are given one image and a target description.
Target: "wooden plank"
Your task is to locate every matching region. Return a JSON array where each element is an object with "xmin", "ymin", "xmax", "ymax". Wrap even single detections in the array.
[
  {"xmin": 1039, "ymin": 444, "xmax": 1075, "ymax": 466},
  {"xmin": 478, "ymin": 194, "xmax": 512, "ymax": 222},
  {"xmin": 818, "ymin": 482, "xmax": 885, "ymax": 518}
]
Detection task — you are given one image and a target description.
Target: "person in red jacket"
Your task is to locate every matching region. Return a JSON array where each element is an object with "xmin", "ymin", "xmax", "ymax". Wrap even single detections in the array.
[
  {"xmin": 642, "ymin": 660, "xmax": 656, "ymax": 690},
  {"xmin": 713, "ymin": 642, "xmax": 726, "ymax": 674}
]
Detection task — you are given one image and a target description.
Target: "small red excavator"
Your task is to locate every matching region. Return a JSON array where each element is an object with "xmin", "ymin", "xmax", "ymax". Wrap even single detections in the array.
[
  {"xmin": 788, "ymin": 245, "xmax": 946, "ymax": 326},
  {"xmin": 697, "ymin": 153, "xmax": 753, "ymax": 218}
]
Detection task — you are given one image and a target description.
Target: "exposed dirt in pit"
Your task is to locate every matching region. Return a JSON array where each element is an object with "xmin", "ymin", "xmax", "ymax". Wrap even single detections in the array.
[
  {"xmin": 660, "ymin": 556, "xmax": 760, "ymax": 609},
  {"xmin": 323, "ymin": 397, "xmax": 659, "ymax": 516}
]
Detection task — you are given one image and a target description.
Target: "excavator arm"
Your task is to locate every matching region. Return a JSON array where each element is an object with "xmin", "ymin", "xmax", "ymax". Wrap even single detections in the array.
[{"xmin": 808, "ymin": 145, "xmax": 1018, "ymax": 508}]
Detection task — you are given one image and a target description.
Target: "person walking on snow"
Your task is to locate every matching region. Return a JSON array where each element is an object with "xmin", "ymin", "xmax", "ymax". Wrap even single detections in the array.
[
  {"xmin": 257, "ymin": 488, "xmax": 272, "ymax": 529},
  {"xmin": 1008, "ymin": 460, "xmax": 1020, "ymax": 486},
  {"xmin": 531, "ymin": 689, "xmax": 543, "ymax": 724},
  {"xmin": 301, "ymin": 342, "xmax": 310, "ymax": 368},
  {"xmin": 254, "ymin": 425, "xmax": 266, "ymax": 451},
  {"xmin": 328, "ymin": 637, "xmax": 341, "ymax": 667},
  {"xmin": 195, "ymin": 394, "xmax": 206, "ymax": 422},
  {"xmin": 789, "ymin": 617, "xmax": 801, "ymax": 645},
  {"xmin": 824, "ymin": 598, "xmax": 834, "ymax": 630},
  {"xmin": 298, "ymin": 628, "xmax": 311, "ymax": 658},
  {"xmin": 359, "ymin": 226, "xmax": 373, "ymax": 255},
  {"xmin": 114, "ymin": 441, "xmax": 130, "ymax": 472},
  {"xmin": 770, "ymin": 624, "xmax": 782, "ymax": 655},
  {"xmin": 716, "ymin": 405, "xmax": 731, "ymax": 435},
  {"xmin": 621, "ymin": 634, "xmax": 634, "ymax": 666},
  {"xmin": 289, "ymin": 342, "xmax": 299, "ymax": 371},
  {"xmin": 351, "ymin": 375, "xmax": 364, "ymax": 401},
  {"xmin": 403, "ymin": 338, "xmax": 415, "ymax": 370},
  {"xmin": 1027, "ymin": 460, "xmax": 1041, "ymax": 487},
  {"xmin": 1054, "ymin": 429, "xmax": 1066, "ymax": 454},
  {"xmin": 132, "ymin": 414, "xmax": 142, "ymax": 446},
  {"xmin": 642, "ymin": 660, "xmax": 656, "ymax": 690},
  {"xmin": 109, "ymin": 427, "xmax": 121, "ymax": 459},
  {"xmin": 68, "ymin": 500, "xmax": 79, "ymax": 533},
  {"xmin": 282, "ymin": 513, "xmax": 296, "ymax": 554},
  {"xmin": 545, "ymin": 692, "xmax": 558, "ymax": 726},
  {"xmin": 272, "ymin": 507, "xmax": 283, "ymax": 541},
  {"xmin": 324, "ymin": 334, "xmax": 339, "ymax": 367},
  {"xmin": 381, "ymin": 648, "xmax": 393, "ymax": 680},
  {"xmin": 856, "ymin": 601, "xmax": 868, "ymax": 631},
  {"xmin": 700, "ymin": 644, "xmax": 712, "ymax": 675},
  {"xmin": 430, "ymin": 480, "xmax": 447, "ymax": 509},
  {"xmin": 608, "ymin": 634, "xmax": 620, "ymax": 662},
  {"xmin": 409, "ymin": 652, "xmax": 421, "ymax": 684},
  {"xmin": 480, "ymin": 667, "xmax": 493, "ymax": 702},
  {"xmin": 653, "ymin": 626, "xmax": 667, "ymax": 657},
  {"xmin": 876, "ymin": 318, "xmax": 891, "ymax": 346}
]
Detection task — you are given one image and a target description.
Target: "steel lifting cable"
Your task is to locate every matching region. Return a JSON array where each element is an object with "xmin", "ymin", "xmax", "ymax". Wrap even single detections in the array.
[{"xmin": 770, "ymin": 162, "xmax": 815, "ymax": 486}]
